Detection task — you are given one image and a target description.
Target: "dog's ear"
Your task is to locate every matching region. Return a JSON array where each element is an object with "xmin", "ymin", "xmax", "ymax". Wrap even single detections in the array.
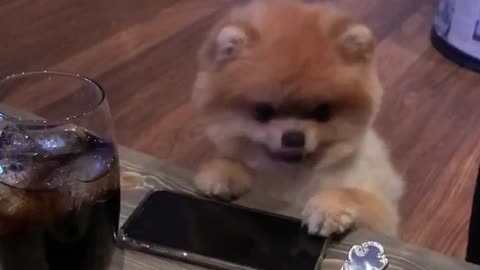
[
  {"xmin": 336, "ymin": 24, "xmax": 374, "ymax": 62},
  {"xmin": 215, "ymin": 25, "xmax": 249, "ymax": 61},
  {"xmin": 198, "ymin": 23, "xmax": 256, "ymax": 68}
]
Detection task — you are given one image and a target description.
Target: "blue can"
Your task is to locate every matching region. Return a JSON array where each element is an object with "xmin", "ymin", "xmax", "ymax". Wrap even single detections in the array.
[{"xmin": 431, "ymin": 0, "xmax": 480, "ymax": 72}]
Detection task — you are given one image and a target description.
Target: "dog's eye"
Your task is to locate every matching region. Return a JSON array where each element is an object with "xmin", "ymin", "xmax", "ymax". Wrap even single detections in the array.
[
  {"xmin": 313, "ymin": 103, "xmax": 331, "ymax": 122},
  {"xmin": 254, "ymin": 103, "xmax": 275, "ymax": 123}
]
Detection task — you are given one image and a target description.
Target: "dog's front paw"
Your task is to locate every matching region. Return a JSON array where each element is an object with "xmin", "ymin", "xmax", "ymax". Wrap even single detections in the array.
[
  {"xmin": 302, "ymin": 192, "xmax": 358, "ymax": 236},
  {"xmin": 194, "ymin": 159, "xmax": 252, "ymax": 200}
]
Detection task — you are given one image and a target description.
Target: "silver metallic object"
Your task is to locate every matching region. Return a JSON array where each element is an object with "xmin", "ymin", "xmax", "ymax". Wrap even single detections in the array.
[{"xmin": 342, "ymin": 241, "xmax": 389, "ymax": 270}]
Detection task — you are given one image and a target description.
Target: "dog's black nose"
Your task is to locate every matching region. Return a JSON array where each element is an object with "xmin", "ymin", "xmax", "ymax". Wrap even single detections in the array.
[{"xmin": 282, "ymin": 131, "xmax": 305, "ymax": 148}]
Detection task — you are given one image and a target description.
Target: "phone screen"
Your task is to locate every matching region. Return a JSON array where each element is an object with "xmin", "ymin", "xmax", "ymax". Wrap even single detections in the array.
[{"xmin": 120, "ymin": 190, "xmax": 327, "ymax": 270}]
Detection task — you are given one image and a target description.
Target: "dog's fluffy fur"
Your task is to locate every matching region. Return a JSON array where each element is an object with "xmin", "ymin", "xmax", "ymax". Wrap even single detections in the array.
[{"xmin": 192, "ymin": 0, "xmax": 404, "ymax": 236}]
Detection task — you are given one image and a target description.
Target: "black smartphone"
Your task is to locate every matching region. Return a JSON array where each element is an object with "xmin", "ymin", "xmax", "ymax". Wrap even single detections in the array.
[{"xmin": 118, "ymin": 190, "xmax": 328, "ymax": 270}]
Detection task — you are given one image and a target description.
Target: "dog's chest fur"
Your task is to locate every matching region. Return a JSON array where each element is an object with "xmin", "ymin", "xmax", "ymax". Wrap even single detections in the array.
[{"xmin": 251, "ymin": 161, "xmax": 315, "ymax": 203}]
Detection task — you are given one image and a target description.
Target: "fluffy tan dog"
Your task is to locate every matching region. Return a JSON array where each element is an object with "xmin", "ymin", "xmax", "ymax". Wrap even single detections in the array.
[{"xmin": 191, "ymin": 0, "xmax": 404, "ymax": 236}]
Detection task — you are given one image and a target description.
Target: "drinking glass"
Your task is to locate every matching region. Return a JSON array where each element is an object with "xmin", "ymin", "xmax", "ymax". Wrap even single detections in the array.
[{"xmin": 0, "ymin": 71, "xmax": 120, "ymax": 270}]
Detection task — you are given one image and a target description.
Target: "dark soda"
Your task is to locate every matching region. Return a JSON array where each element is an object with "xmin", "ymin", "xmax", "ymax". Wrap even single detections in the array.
[{"xmin": 0, "ymin": 130, "xmax": 120, "ymax": 270}]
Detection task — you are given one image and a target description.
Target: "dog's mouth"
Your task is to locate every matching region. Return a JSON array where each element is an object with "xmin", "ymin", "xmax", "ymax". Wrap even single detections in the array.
[{"xmin": 266, "ymin": 149, "xmax": 306, "ymax": 163}]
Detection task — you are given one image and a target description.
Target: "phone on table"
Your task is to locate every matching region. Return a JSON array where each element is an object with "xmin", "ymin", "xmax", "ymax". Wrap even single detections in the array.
[{"xmin": 118, "ymin": 190, "xmax": 329, "ymax": 270}]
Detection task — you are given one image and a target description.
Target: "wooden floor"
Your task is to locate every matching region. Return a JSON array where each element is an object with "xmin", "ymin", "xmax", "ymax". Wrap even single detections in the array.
[{"xmin": 2, "ymin": 0, "xmax": 480, "ymax": 260}]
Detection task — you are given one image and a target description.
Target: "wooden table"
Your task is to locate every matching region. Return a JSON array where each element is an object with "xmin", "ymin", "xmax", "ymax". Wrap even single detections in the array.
[{"xmin": 115, "ymin": 146, "xmax": 480, "ymax": 270}]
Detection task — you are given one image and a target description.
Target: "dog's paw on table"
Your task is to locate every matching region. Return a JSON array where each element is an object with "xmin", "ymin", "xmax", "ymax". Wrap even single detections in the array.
[
  {"xmin": 302, "ymin": 192, "xmax": 358, "ymax": 236},
  {"xmin": 194, "ymin": 158, "xmax": 252, "ymax": 200}
]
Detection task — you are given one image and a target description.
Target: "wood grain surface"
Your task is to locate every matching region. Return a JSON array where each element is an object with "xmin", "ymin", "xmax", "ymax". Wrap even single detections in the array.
[{"xmin": 2, "ymin": 0, "xmax": 480, "ymax": 261}]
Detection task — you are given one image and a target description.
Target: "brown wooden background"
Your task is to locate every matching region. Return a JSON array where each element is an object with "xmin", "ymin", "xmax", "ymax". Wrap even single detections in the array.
[{"xmin": 2, "ymin": 0, "xmax": 480, "ymax": 259}]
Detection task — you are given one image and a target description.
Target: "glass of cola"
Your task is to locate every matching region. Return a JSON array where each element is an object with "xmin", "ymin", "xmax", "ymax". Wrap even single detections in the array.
[{"xmin": 0, "ymin": 71, "xmax": 120, "ymax": 270}]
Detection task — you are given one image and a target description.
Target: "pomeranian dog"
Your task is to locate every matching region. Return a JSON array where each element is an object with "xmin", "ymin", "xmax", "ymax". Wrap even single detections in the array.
[{"xmin": 191, "ymin": 0, "xmax": 404, "ymax": 237}]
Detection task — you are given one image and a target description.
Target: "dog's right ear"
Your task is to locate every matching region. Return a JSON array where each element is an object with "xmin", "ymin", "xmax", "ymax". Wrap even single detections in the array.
[
  {"xmin": 198, "ymin": 23, "xmax": 256, "ymax": 68},
  {"xmin": 336, "ymin": 24, "xmax": 375, "ymax": 62}
]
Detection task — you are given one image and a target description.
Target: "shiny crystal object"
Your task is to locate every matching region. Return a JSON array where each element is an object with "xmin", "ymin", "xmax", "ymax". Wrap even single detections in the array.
[{"xmin": 342, "ymin": 241, "xmax": 388, "ymax": 270}]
